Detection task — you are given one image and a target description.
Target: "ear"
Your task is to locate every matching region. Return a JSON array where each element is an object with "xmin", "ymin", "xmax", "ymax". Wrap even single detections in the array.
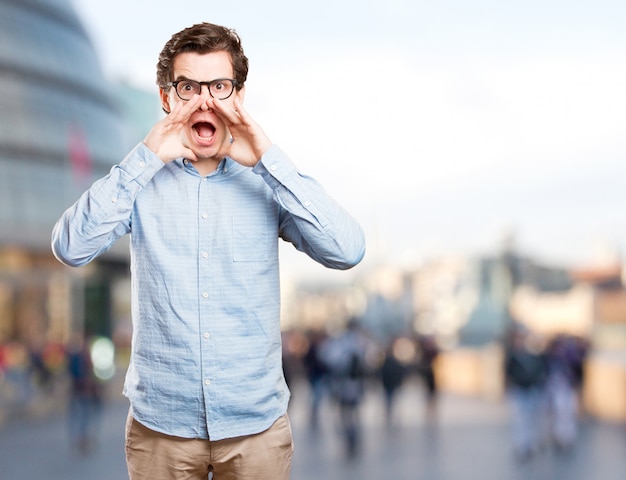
[{"xmin": 160, "ymin": 87, "xmax": 171, "ymax": 114}]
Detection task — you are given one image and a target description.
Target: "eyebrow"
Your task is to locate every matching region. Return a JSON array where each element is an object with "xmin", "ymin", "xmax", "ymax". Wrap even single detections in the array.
[{"xmin": 173, "ymin": 76, "xmax": 233, "ymax": 83}]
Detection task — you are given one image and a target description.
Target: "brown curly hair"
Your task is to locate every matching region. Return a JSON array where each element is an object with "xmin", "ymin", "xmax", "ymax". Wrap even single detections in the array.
[{"xmin": 156, "ymin": 22, "xmax": 248, "ymax": 91}]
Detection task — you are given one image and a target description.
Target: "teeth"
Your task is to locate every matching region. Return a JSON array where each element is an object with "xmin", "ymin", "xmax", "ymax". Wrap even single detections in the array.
[{"xmin": 194, "ymin": 122, "xmax": 215, "ymax": 139}]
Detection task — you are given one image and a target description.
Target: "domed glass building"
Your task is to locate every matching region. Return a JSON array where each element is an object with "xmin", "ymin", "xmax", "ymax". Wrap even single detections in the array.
[
  {"xmin": 0, "ymin": 0, "xmax": 126, "ymax": 250},
  {"xmin": 0, "ymin": 0, "xmax": 134, "ymax": 370}
]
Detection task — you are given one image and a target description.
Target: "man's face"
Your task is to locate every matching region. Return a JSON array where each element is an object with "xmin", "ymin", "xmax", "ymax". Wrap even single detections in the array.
[{"xmin": 160, "ymin": 50, "xmax": 242, "ymax": 162}]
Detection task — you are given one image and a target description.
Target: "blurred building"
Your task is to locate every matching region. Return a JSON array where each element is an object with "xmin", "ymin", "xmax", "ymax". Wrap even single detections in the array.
[{"xmin": 0, "ymin": 0, "xmax": 150, "ymax": 354}]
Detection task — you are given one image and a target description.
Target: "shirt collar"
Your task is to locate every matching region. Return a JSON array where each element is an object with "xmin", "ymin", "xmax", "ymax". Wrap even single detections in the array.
[{"xmin": 177, "ymin": 157, "xmax": 234, "ymax": 177}]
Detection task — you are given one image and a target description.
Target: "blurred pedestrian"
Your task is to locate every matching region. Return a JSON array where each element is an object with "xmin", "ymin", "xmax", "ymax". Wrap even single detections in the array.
[
  {"xmin": 51, "ymin": 21, "xmax": 365, "ymax": 480},
  {"xmin": 417, "ymin": 335, "xmax": 439, "ymax": 420},
  {"xmin": 504, "ymin": 328, "xmax": 548, "ymax": 462},
  {"xmin": 66, "ymin": 333, "xmax": 102, "ymax": 453},
  {"xmin": 28, "ymin": 338, "xmax": 54, "ymax": 392},
  {"xmin": 545, "ymin": 334, "xmax": 585, "ymax": 452},
  {"xmin": 303, "ymin": 330, "xmax": 329, "ymax": 430},
  {"xmin": 281, "ymin": 331, "xmax": 298, "ymax": 392},
  {"xmin": 379, "ymin": 340, "xmax": 405, "ymax": 427},
  {"xmin": 323, "ymin": 319, "xmax": 369, "ymax": 458}
]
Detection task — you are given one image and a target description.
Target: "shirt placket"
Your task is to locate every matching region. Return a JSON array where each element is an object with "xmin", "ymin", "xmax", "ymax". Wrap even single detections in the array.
[{"xmin": 197, "ymin": 174, "xmax": 218, "ymax": 432}]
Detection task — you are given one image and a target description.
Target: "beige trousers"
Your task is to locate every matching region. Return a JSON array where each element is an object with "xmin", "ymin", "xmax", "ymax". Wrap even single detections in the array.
[{"xmin": 125, "ymin": 411, "xmax": 293, "ymax": 480}]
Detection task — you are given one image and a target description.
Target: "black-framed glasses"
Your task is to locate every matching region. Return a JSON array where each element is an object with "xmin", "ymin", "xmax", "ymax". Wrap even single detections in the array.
[{"xmin": 167, "ymin": 78, "xmax": 238, "ymax": 101}]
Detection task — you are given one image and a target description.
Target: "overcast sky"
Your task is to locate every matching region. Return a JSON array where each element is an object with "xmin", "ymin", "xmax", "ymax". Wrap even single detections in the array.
[{"xmin": 71, "ymin": 0, "xmax": 626, "ymax": 280}]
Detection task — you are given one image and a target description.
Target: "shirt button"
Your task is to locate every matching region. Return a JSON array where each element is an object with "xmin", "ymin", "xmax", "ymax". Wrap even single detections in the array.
[
  {"xmin": 304, "ymin": 201, "xmax": 311, "ymax": 207},
  {"xmin": 201, "ymin": 213, "xmax": 208, "ymax": 219},
  {"xmin": 204, "ymin": 332, "xmax": 211, "ymax": 339},
  {"xmin": 139, "ymin": 161, "xmax": 145, "ymax": 167},
  {"xmin": 202, "ymin": 292, "xmax": 209, "ymax": 298},
  {"xmin": 205, "ymin": 379, "xmax": 211, "ymax": 386},
  {"xmin": 270, "ymin": 164, "xmax": 277, "ymax": 171},
  {"xmin": 202, "ymin": 252, "xmax": 208, "ymax": 258},
  {"xmin": 111, "ymin": 197, "xmax": 118, "ymax": 203}
]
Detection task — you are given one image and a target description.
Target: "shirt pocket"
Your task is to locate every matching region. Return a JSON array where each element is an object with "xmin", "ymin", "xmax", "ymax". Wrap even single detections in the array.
[{"xmin": 232, "ymin": 213, "xmax": 271, "ymax": 262}]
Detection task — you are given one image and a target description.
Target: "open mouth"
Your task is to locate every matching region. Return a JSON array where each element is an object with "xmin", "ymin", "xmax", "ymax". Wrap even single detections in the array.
[{"xmin": 192, "ymin": 122, "xmax": 216, "ymax": 142}]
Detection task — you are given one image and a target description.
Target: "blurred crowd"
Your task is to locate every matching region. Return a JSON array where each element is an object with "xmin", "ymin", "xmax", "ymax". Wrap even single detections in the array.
[
  {"xmin": 282, "ymin": 320, "xmax": 441, "ymax": 459},
  {"xmin": 0, "ymin": 339, "xmax": 67, "ymax": 411},
  {"xmin": 1, "ymin": 319, "xmax": 591, "ymax": 462},
  {"xmin": 282, "ymin": 319, "xmax": 591, "ymax": 462},
  {"xmin": 0, "ymin": 335, "xmax": 105, "ymax": 453}
]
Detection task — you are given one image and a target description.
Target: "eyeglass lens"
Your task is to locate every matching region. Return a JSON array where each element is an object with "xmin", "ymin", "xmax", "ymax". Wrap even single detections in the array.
[{"xmin": 176, "ymin": 79, "xmax": 235, "ymax": 100}]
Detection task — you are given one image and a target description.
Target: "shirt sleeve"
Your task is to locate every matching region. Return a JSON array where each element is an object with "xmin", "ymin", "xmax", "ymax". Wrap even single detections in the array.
[
  {"xmin": 51, "ymin": 143, "xmax": 164, "ymax": 267},
  {"xmin": 252, "ymin": 145, "xmax": 366, "ymax": 270}
]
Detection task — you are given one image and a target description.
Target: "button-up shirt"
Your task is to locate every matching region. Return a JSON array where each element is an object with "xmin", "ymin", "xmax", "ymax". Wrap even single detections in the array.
[{"xmin": 51, "ymin": 143, "xmax": 365, "ymax": 440}]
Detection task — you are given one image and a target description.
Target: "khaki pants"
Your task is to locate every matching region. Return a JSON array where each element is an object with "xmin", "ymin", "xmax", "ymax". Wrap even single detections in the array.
[{"xmin": 125, "ymin": 411, "xmax": 293, "ymax": 480}]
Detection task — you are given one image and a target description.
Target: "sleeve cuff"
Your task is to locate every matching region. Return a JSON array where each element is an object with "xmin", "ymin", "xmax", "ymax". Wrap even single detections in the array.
[{"xmin": 118, "ymin": 142, "xmax": 165, "ymax": 187}]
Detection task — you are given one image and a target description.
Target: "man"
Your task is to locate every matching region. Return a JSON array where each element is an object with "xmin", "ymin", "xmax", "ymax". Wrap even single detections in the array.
[
  {"xmin": 66, "ymin": 333, "xmax": 102, "ymax": 453},
  {"xmin": 52, "ymin": 22, "xmax": 365, "ymax": 480},
  {"xmin": 322, "ymin": 319, "xmax": 369, "ymax": 458},
  {"xmin": 504, "ymin": 328, "xmax": 548, "ymax": 462}
]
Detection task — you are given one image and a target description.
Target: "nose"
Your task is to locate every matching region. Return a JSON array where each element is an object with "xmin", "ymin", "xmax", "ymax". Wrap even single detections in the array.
[
  {"xmin": 199, "ymin": 84, "xmax": 212, "ymax": 98},
  {"xmin": 197, "ymin": 85, "xmax": 212, "ymax": 111}
]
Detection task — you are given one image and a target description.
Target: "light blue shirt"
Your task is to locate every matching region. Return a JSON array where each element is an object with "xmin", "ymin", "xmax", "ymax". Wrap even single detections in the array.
[{"xmin": 51, "ymin": 142, "xmax": 365, "ymax": 440}]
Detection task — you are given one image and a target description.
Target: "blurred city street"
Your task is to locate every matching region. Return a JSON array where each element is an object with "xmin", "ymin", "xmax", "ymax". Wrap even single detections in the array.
[
  {"xmin": 1, "ymin": 2, "xmax": 626, "ymax": 480},
  {"xmin": 1, "ymin": 377, "xmax": 625, "ymax": 480}
]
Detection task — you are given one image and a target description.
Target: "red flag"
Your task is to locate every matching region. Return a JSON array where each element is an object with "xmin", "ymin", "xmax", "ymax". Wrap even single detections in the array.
[{"xmin": 68, "ymin": 125, "xmax": 92, "ymax": 187}]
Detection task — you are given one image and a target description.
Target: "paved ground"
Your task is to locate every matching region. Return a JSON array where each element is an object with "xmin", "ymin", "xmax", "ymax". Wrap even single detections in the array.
[{"xmin": 1, "ymin": 377, "xmax": 625, "ymax": 479}]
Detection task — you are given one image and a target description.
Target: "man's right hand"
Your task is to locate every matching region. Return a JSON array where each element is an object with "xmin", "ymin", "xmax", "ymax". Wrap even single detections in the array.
[{"xmin": 143, "ymin": 95, "xmax": 204, "ymax": 163}]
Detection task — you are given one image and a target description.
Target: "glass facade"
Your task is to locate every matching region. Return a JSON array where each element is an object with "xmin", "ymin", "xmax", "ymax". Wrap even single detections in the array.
[
  {"xmin": 0, "ymin": 0, "xmax": 138, "ymax": 366},
  {"xmin": 0, "ymin": 0, "xmax": 126, "ymax": 250}
]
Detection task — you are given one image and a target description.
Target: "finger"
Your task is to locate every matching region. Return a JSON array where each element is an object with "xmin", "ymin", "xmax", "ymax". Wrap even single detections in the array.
[
  {"xmin": 231, "ymin": 100, "xmax": 257, "ymax": 130},
  {"xmin": 232, "ymin": 97, "xmax": 244, "ymax": 116},
  {"xmin": 211, "ymin": 98, "xmax": 242, "ymax": 124},
  {"xmin": 169, "ymin": 95, "xmax": 203, "ymax": 123},
  {"xmin": 229, "ymin": 97, "xmax": 246, "ymax": 122}
]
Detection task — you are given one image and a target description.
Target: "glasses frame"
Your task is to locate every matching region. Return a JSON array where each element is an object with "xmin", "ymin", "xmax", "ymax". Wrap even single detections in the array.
[{"xmin": 167, "ymin": 78, "xmax": 239, "ymax": 101}]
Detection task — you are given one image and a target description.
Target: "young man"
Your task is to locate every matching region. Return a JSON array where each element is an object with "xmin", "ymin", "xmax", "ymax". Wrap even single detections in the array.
[{"xmin": 52, "ymin": 22, "xmax": 365, "ymax": 479}]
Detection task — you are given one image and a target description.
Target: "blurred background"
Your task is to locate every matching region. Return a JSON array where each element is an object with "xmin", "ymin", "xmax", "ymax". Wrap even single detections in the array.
[{"xmin": 1, "ymin": 0, "xmax": 626, "ymax": 479}]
